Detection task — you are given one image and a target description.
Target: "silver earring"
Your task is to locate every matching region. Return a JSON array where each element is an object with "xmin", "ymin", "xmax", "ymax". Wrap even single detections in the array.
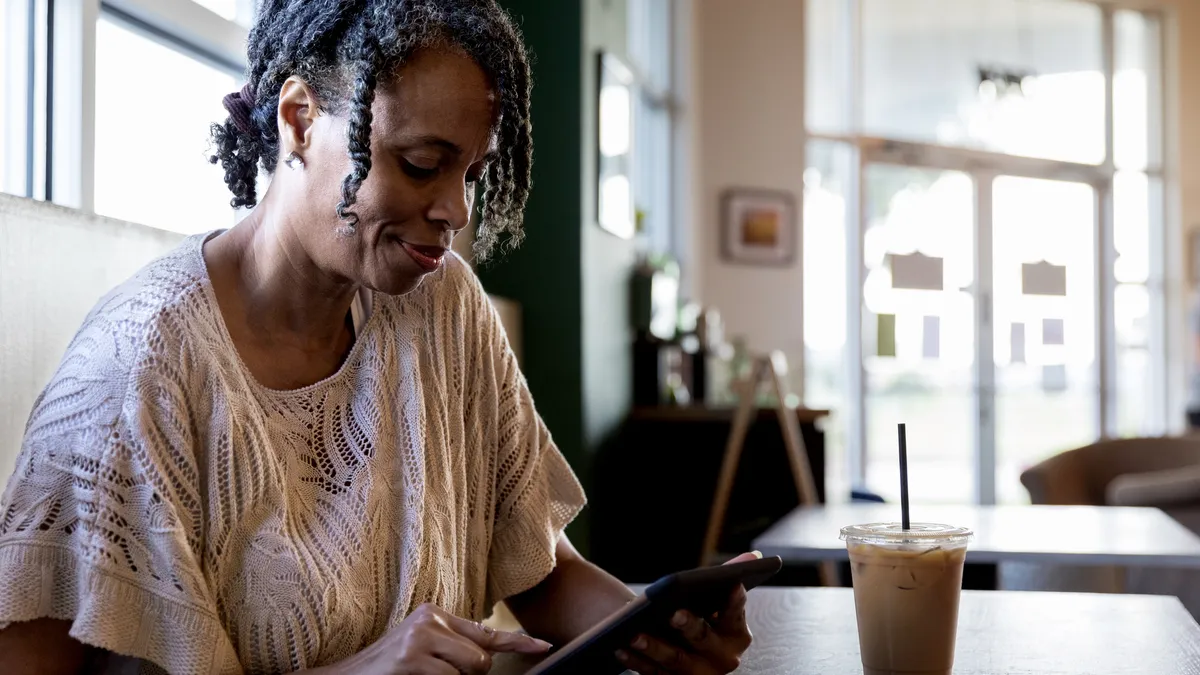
[{"xmin": 284, "ymin": 152, "xmax": 304, "ymax": 170}]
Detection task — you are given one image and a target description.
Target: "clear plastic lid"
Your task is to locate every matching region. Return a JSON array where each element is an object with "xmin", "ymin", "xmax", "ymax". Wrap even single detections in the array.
[{"xmin": 840, "ymin": 522, "xmax": 973, "ymax": 546}]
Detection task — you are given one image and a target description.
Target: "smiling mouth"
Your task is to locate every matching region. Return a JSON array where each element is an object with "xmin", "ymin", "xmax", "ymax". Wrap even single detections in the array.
[{"xmin": 399, "ymin": 240, "xmax": 447, "ymax": 271}]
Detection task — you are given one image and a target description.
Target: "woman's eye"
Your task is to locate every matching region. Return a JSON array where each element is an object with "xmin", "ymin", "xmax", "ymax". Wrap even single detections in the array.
[{"xmin": 401, "ymin": 158, "xmax": 437, "ymax": 179}]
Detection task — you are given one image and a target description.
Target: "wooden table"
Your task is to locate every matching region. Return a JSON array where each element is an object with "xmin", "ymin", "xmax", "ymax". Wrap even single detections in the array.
[
  {"xmin": 754, "ymin": 503, "xmax": 1200, "ymax": 568},
  {"xmin": 490, "ymin": 587, "xmax": 1200, "ymax": 674}
]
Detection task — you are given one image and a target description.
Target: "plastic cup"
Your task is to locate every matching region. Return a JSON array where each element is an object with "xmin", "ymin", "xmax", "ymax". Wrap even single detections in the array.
[{"xmin": 840, "ymin": 522, "xmax": 973, "ymax": 675}]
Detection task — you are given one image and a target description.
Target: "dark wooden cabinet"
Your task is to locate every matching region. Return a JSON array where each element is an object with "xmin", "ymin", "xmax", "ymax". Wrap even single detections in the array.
[{"xmin": 589, "ymin": 406, "xmax": 828, "ymax": 584}]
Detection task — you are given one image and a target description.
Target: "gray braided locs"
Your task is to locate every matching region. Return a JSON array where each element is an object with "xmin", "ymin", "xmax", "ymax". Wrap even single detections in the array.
[
  {"xmin": 208, "ymin": 0, "xmax": 533, "ymax": 260},
  {"xmin": 336, "ymin": 19, "xmax": 383, "ymax": 229}
]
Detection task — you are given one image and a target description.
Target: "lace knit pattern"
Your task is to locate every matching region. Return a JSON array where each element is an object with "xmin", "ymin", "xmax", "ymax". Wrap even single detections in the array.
[{"xmin": 0, "ymin": 233, "xmax": 586, "ymax": 674}]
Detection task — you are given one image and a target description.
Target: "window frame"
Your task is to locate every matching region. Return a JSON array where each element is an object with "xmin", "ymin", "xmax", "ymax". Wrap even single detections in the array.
[
  {"xmin": 1, "ymin": 0, "xmax": 34, "ymax": 198},
  {"xmin": 625, "ymin": 0, "xmax": 685, "ymax": 266},
  {"xmin": 22, "ymin": 0, "xmax": 250, "ymax": 212},
  {"xmin": 802, "ymin": 0, "xmax": 1174, "ymax": 502}
]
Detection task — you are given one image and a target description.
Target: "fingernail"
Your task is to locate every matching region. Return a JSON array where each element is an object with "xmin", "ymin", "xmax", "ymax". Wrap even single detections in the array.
[
  {"xmin": 531, "ymin": 638, "xmax": 553, "ymax": 651},
  {"xmin": 616, "ymin": 649, "xmax": 630, "ymax": 662},
  {"xmin": 751, "ymin": 550, "xmax": 763, "ymax": 559},
  {"xmin": 633, "ymin": 635, "xmax": 648, "ymax": 650},
  {"xmin": 672, "ymin": 610, "xmax": 688, "ymax": 628}
]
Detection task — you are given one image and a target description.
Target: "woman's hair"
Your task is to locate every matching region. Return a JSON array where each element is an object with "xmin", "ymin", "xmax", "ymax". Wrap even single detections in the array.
[{"xmin": 209, "ymin": 0, "xmax": 532, "ymax": 258}]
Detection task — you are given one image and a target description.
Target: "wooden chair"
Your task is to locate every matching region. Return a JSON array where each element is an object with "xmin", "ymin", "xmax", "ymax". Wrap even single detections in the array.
[{"xmin": 700, "ymin": 351, "xmax": 836, "ymax": 586}]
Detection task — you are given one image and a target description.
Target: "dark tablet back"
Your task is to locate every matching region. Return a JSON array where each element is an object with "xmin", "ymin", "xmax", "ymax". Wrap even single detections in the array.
[{"xmin": 526, "ymin": 556, "xmax": 783, "ymax": 675}]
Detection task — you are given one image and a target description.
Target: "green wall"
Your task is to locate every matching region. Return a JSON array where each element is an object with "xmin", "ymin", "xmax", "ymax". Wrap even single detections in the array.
[
  {"xmin": 480, "ymin": 0, "xmax": 586, "ymax": 470},
  {"xmin": 482, "ymin": 0, "xmax": 636, "ymax": 552}
]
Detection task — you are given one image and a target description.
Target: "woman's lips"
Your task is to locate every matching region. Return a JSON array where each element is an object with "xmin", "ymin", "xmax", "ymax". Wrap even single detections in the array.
[{"xmin": 399, "ymin": 241, "xmax": 447, "ymax": 271}]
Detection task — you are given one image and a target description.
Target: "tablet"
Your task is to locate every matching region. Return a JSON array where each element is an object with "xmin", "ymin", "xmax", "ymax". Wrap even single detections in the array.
[{"xmin": 525, "ymin": 556, "xmax": 783, "ymax": 675}]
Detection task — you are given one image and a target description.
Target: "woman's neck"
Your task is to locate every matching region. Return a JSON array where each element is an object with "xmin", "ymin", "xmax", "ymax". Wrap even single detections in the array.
[{"xmin": 207, "ymin": 187, "xmax": 358, "ymax": 348}]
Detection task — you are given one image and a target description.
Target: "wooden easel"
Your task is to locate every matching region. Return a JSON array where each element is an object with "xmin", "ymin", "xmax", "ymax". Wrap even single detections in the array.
[{"xmin": 700, "ymin": 351, "xmax": 837, "ymax": 587}]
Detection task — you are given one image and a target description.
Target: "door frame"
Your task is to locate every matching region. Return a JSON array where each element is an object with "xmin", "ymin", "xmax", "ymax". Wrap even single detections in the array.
[{"xmin": 829, "ymin": 134, "xmax": 1115, "ymax": 504}]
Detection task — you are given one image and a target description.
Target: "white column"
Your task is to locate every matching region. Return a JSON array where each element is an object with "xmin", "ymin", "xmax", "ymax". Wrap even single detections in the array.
[
  {"xmin": 50, "ymin": 0, "xmax": 98, "ymax": 211},
  {"xmin": 975, "ymin": 174, "xmax": 996, "ymax": 505}
]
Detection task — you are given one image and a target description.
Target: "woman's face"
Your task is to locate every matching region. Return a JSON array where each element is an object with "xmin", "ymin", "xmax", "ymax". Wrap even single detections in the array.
[{"xmin": 288, "ymin": 47, "xmax": 497, "ymax": 296}]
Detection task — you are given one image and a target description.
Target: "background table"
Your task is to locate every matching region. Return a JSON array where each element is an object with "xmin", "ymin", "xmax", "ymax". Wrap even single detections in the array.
[
  {"xmin": 590, "ymin": 406, "xmax": 828, "ymax": 585},
  {"xmin": 490, "ymin": 587, "xmax": 1200, "ymax": 674},
  {"xmin": 754, "ymin": 503, "xmax": 1200, "ymax": 568}
]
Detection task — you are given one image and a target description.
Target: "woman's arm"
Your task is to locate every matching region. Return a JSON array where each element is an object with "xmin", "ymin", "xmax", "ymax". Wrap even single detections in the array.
[
  {"xmin": 505, "ymin": 538, "xmax": 757, "ymax": 675},
  {"xmin": 0, "ymin": 619, "xmax": 93, "ymax": 675},
  {"xmin": 503, "ymin": 535, "xmax": 635, "ymax": 647}
]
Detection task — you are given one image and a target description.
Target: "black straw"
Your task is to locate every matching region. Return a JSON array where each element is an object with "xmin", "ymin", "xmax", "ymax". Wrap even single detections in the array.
[{"xmin": 898, "ymin": 423, "xmax": 911, "ymax": 531}]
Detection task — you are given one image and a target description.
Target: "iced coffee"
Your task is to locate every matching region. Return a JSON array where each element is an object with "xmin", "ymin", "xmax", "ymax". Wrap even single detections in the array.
[{"xmin": 840, "ymin": 523, "xmax": 972, "ymax": 675}]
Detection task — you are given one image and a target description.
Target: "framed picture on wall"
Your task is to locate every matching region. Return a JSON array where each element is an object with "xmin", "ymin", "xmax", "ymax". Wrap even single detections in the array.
[{"xmin": 720, "ymin": 188, "xmax": 796, "ymax": 265}]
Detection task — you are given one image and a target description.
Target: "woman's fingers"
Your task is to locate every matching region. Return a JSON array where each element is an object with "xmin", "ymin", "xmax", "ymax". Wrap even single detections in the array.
[
  {"xmin": 721, "ymin": 551, "xmax": 762, "ymax": 566},
  {"xmin": 625, "ymin": 633, "xmax": 718, "ymax": 675},
  {"xmin": 715, "ymin": 550, "xmax": 758, "ymax": 644},
  {"xmin": 402, "ymin": 603, "xmax": 549, "ymax": 674},
  {"xmin": 669, "ymin": 610, "xmax": 741, "ymax": 672},
  {"xmin": 616, "ymin": 646, "xmax": 666, "ymax": 674},
  {"xmin": 403, "ymin": 605, "xmax": 492, "ymax": 675},
  {"xmin": 713, "ymin": 584, "xmax": 751, "ymax": 642},
  {"xmin": 424, "ymin": 627, "xmax": 495, "ymax": 674},
  {"xmin": 442, "ymin": 613, "xmax": 553, "ymax": 654}
]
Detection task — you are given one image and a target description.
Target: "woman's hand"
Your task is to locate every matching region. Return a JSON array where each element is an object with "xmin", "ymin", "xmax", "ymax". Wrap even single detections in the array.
[
  {"xmin": 339, "ymin": 603, "xmax": 552, "ymax": 675},
  {"xmin": 614, "ymin": 552, "xmax": 758, "ymax": 675}
]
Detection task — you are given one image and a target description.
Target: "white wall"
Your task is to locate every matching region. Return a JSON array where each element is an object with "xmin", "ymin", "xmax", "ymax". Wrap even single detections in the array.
[
  {"xmin": 0, "ymin": 193, "xmax": 182, "ymax": 477},
  {"xmin": 695, "ymin": 0, "xmax": 807, "ymax": 394}
]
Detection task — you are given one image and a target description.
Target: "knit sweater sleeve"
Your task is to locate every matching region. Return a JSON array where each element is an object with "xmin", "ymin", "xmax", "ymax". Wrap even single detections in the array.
[
  {"xmin": 452, "ymin": 263, "xmax": 587, "ymax": 608},
  {"xmin": 0, "ymin": 283, "xmax": 242, "ymax": 675}
]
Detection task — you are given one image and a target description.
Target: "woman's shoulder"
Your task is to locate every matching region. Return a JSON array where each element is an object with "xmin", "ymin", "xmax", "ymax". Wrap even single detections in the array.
[
  {"xmin": 56, "ymin": 234, "xmax": 215, "ymax": 386},
  {"xmin": 19, "ymin": 235, "xmax": 215, "ymax": 481},
  {"xmin": 94, "ymin": 232, "xmax": 210, "ymax": 315}
]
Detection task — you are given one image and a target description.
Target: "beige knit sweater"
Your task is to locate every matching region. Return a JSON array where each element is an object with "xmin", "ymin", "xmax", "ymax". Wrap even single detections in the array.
[{"xmin": 0, "ymin": 233, "xmax": 586, "ymax": 674}]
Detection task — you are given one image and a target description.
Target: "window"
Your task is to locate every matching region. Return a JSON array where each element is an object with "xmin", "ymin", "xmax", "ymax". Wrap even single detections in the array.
[
  {"xmin": 803, "ymin": 140, "xmax": 853, "ymax": 498},
  {"xmin": 193, "ymin": 0, "xmax": 256, "ymax": 26},
  {"xmin": 1, "ymin": 4, "xmax": 9, "ymax": 193},
  {"xmin": 861, "ymin": 0, "xmax": 1104, "ymax": 165},
  {"xmin": 93, "ymin": 15, "xmax": 240, "ymax": 234},
  {"xmin": 805, "ymin": 0, "xmax": 852, "ymax": 136},
  {"xmin": 1112, "ymin": 10, "xmax": 1165, "ymax": 437},
  {"xmin": 1, "ymin": 0, "xmax": 32, "ymax": 197},
  {"xmin": 7, "ymin": 0, "xmax": 249, "ymax": 229},
  {"xmin": 627, "ymin": 0, "xmax": 677, "ymax": 256}
]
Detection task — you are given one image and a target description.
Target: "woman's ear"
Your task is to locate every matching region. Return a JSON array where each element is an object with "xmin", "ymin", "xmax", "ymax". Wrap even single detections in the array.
[{"xmin": 277, "ymin": 76, "xmax": 321, "ymax": 157}]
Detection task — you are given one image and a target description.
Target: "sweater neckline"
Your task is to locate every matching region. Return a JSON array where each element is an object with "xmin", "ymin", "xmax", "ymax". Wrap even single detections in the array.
[{"xmin": 190, "ymin": 230, "xmax": 384, "ymax": 396}]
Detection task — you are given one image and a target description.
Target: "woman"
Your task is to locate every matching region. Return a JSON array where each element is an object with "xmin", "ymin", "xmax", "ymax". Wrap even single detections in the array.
[{"xmin": 0, "ymin": 1, "xmax": 755, "ymax": 674}]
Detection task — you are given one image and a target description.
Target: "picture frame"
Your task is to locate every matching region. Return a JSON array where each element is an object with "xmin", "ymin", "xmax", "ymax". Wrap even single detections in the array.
[
  {"xmin": 720, "ymin": 188, "xmax": 797, "ymax": 265},
  {"xmin": 596, "ymin": 51, "xmax": 636, "ymax": 239}
]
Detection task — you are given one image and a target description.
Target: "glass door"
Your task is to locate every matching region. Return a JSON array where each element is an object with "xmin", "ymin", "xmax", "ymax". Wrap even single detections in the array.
[
  {"xmin": 858, "ymin": 165, "xmax": 1104, "ymax": 504},
  {"xmin": 991, "ymin": 176, "xmax": 1099, "ymax": 503},
  {"xmin": 861, "ymin": 164, "xmax": 976, "ymax": 503}
]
